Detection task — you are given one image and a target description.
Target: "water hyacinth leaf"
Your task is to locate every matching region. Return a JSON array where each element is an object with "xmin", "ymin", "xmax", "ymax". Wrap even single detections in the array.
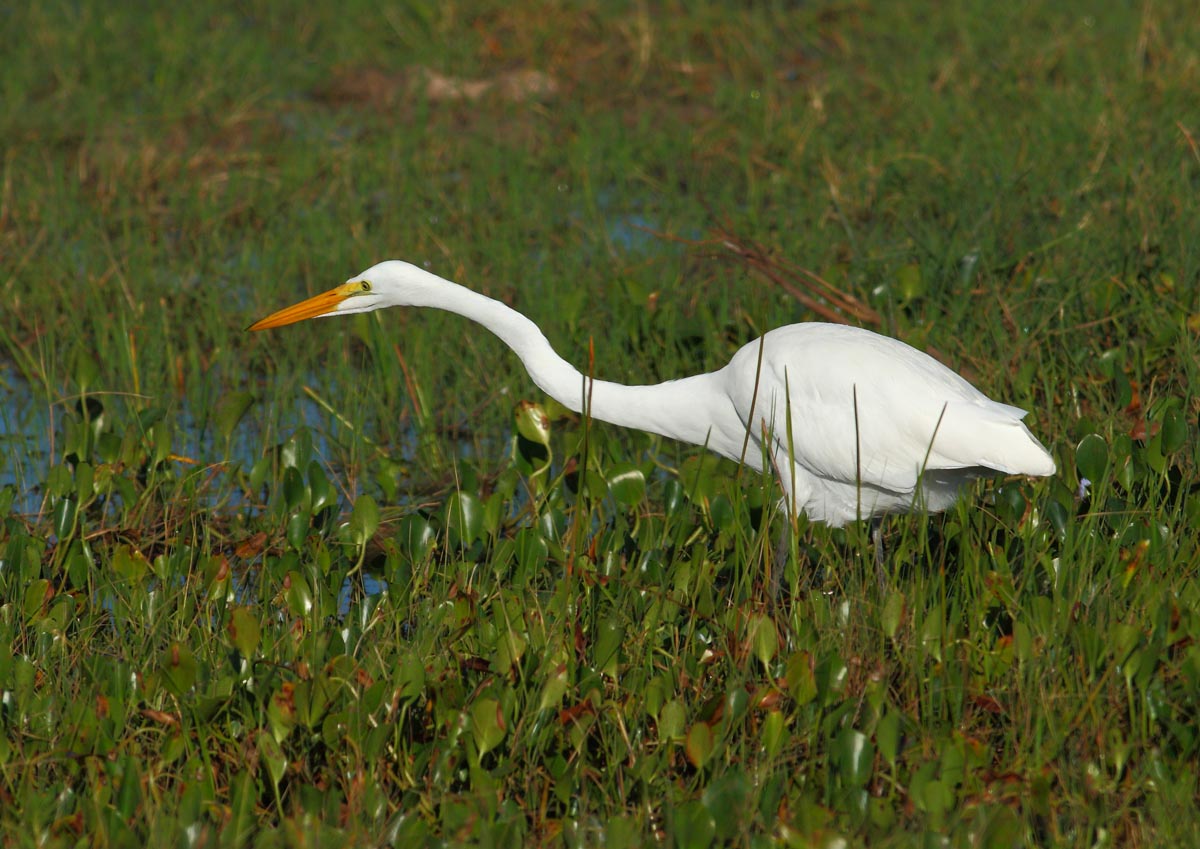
[
  {"xmin": 215, "ymin": 391, "xmax": 256, "ymax": 442},
  {"xmin": 882, "ymin": 591, "xmax": 905, "ymax": 640},
  {"xmin": 895, "ymin": 262, "xmax": 925, "ymax": 300},
  {"xmin": 662, "ymin": 479, "xmax": 686, "ymax": 517},
  {"xmin": 1075, "ymin": 434, "xmax": 1108, "ymax": 484},
  {"xmin": 23, "ymin": 579, "xmax": 51, "ymax": 619},
  {"xmin": 268, "ymin": 684, "xmax": 298, "ymax": 740},
  {"xmin": 702, "ymin": 771, "xmax": 751, "ymax": 842},
  {"xmin": 680, "ymin": 454, "xmax": 724, "ymax": 501},
  {"xmin": 225, "ymin": 772, "xmax": 256, "ymax": 846},
  {"xmin": 152, "ymin": 420, "xmax": 172, "ymax": 465},
  {"xmin": 52, "ymin": 498, "xmax": 77, "ymax": 540},
  {"xmin": 658, "ymin": 700, "xmax": 687, "ymax": 741},
  {"xmin": 228, "ymin": 607, "xmax": 261, "ymax": 658},
  {"xmin": 282, "ymin": 466, "xmax": 307, "ymax": 513},
  {"xmin": 286, "ymin": 571, "xmax": 314, "ymax": 616},
  {"xmin": 307, "ymin": 461, "xmax": 336, "ymax": 514},
  {"xmin": 994, "ymin": 485, "xmax": 1027, "ymax": 526},
  {"xmin": 444, "ymin": 492, "xmax": 483, "ymax": 547},
  {"xmin": 398, "ymin": 514, "xmax": 437, "ymax": 558},
  {"xmin": 747, "ymin": 613, "xmax": 777, "ymax": 666},
  {"xmin": 786, "ymin": 651, "xmax": 818, "ymax": 705},
  {"xmin": 350, "ymin": 494, "xmax": 380, "ymax": 546},
  {"xmin": 1044, "ymin": 499, "xmax": 1070, "ymax": 538},
  {"xmin": 673, "ymin": 800, "xmax": 716, "ymax": 849},
  {"xmin": 834, "ymin": 728, "xmax": 874, "ymax": 787},
  {"xmin": 593, "ymin": 616, "xmax": 624, "ymax": 677},
  {"xmin": 685, "ymin": 721, "xmax": 715, "ymax": 768},
  {"xmin": 723, "ymin": 687, "xmax": 750, "ymax": 727},
  {"xmin": 708, "ymin": 494, "xmax": 735, "ymax": 532},
  {"xmin": 111, "ymin": 545, "xmax": 149, "ymax": 582},
  {"xmin": 160, "ymin": 643, "xmax": 197, "ymax": 695},
  {"xmin": 514, "ymin": 528, "xmax": 548, "ymax": 571},
  {"xmin": 470, "ymin": 698, "xmax": 507, "ymax": 758},
  {"xmin": 877, "ymin": 710, "xmax": 901, "ymax": 765},
  {"xmin": 815, "ymin": 654, "xmax": 849, "ymax": 704},
  {"xmin": 280, "ymin": 430, "xmax": 312, "ymax": 471},
  {"xmin": 607, "ymin": 462, "xmax": 646, "ymax": 507},
  {"xmin": 286, "ymin": 511, "xmax": 309, "ymax": 550},
  {"xmin": 46, "ymin": 464, "xmax": 73, "ymax": 498},
  {"xmin": 514, "ymin": 401, "xmax": 551, "ymax": 447},
  {"xmin": 73, "ymin": 348, "xmax": 100, "ymax": 393},
  {"xmin": 1160, "ymin": 407, "xmax": 1187, "ymax": 454},
  {"xmin": 259, "ymin": 732, "xmax": 288, "ymax": 791},
  {"xmin": 761, "ymin": 710, "xmax": 788, "ymax": 757},
  {"xmin": 493, "ymin": 606, "xmax": 527, "ymax": 675},
  {"xmin": 74, "ymin": 461, "xmax": 94, "ymax": 502},
  {"xmin": 538, "ymin": 663, "xmax": 570, "ymax": 712}
]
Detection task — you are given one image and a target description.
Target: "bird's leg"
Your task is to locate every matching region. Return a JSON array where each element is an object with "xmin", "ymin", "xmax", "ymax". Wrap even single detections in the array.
[
  {"xmin": 871, "ymin": 517, "xmax": 889, "ymax": 590},
  {"xmin": 770, "ymin": 523, "xmax": 790, "ymax": 603}
]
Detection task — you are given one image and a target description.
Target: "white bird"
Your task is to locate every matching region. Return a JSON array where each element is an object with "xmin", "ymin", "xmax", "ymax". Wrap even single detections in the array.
[{"xmin": 250, "ymin": 261, "xmax": 1055, "ymax": 526}]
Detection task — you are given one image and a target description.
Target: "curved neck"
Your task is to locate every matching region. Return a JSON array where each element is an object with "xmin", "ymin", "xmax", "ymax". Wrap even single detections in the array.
[{"xmin": 409, "ymin": 271, "xmax": 731, "ymax": 450}]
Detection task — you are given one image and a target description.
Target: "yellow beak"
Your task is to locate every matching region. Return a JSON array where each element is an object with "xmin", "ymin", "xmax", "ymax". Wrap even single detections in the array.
[{"xmin": 248, "ymin": 283, "xmax": 359, "ymax": 331}]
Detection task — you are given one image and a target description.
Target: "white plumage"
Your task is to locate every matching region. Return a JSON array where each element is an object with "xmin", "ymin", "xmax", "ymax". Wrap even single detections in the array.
[{"xmin": 250, "ymin": 261, "xmax": 1055, "ymax": 526}]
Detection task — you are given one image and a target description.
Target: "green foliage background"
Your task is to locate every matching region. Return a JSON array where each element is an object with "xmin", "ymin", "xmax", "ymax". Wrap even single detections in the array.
[{"xmin": 1, "ymin": 1, "xmax": 1198, "ymax": 846}]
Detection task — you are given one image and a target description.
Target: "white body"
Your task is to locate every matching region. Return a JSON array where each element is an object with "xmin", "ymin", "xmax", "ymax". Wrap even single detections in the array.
[{"xmin": 252, "ymin": 261, "xmax": 1056, "ymax": 527}]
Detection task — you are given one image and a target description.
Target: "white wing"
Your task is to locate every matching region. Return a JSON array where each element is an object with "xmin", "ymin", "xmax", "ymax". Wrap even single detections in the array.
[{"xmin": 724, "ymin": 323, "xmax": 1055, "ymax": 496}]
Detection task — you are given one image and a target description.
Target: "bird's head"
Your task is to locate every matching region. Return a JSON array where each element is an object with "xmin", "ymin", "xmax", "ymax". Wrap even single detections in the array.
[{"xmin": 248, "ymin": 260, "xmax": 437, "ymax": 330}]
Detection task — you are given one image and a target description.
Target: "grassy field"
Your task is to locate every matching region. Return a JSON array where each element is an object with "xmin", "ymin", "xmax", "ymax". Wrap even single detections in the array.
[{"xmin": 2, "ymin": 1, "xmax": 1199, "ymax": 845}]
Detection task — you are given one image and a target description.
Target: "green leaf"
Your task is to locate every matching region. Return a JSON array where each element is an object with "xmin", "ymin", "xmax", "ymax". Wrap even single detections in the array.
[
  {"xmin": 350, "ymin": 493, "xmax": 380, "ymax": 546},
  {"xmin": 537, "ymin": 663, "xmax": 570, "ymax": 713},
  {"xmin": 111, "ymin": 545, "xmax": 149, "ymax": 582},
  {"xmin": 215, "ymin": 391, "xmax": 256, "ymax": 442},
  {"xmin": 607, "ymin": 462, "xmax": 646, "ymax": 507},
  {"xmin": 761, "ymin": 710, "xmax": 788, "ymax": 758},
  {"xmin": 280, "ymin": 429, "xmax": 312, "ymax": 471},
  {"xmin": 470, "ymin": 698, "xmax": 507, "ymax": 758},
  {"xmin": 593, "ymin": 617, "xmax": 624, "ymax": 677},
  {"xmin": 52, "ymin": 498, "xmax": 77, "ymax": 541},
  {"xmin": 22, "ymin": 579, "xmax": 51, "ymax": 619},
  {"xmin": 882, "ymin": 591, "xmax": 905, "ymax": 640},
  {"xmin": 259, "ymin": 731, "xmax": 288, "ymax": 791},
  {"xmin": 227, "ymin": 607, "xmax": 261, "ymax": 658},
  {"xmin": 877, "ymin": 710, "xmax": 901, "ymax": 765},
  {"xmin": 684, "ymin": 721, "xmax": 714, "ymax": 768},
  {"xmin": 815, "ymin": 653, "xmax": 849, "ymax": 704},
  {"xmin": 282, "ymin": 466, "xmax": 307, "ymax": 512},
  {"xmin": 514, "ymin": 401, "xmax": 551, "ymax": 447},
  {"xmin": 285, "ymin": 571, "xmax": 314, "ymax": 616},
  {"xmin": 786, "ymin": 651, "xmax": 817, "ymax": 705},
  {"xmin": 308, "ymin": 461, "xmax": 336, "ymax": 514},
  {"xmin": 160, "ymin": 643, "xmax": 197, "ymax": 695},
  {"xmin": 834, "ymin": 727, "xmax": 874, "ymax": 787},
  {"xmin": 679, "ymin": 454, "xmax": 725, "ymax": 501},
  {"xmin": 444, "ymin": 492, "xmax": 483, "ymax": 547},
  {"xmin": 286, "ymin": 511, "xmax": 310, "ymax": 550},
  {"xmin": 702, "ymin": 771, "xmax": 751, "ymax": 842},
  {"xmin": 1161, "ymin": 407, "xmax": 1188, "ymax": 454},
  {"xmin": 748, "ymin": 613, "xmax": 778, "ymax": 666},
  {"xmin": 398, "ymin": 514, "xmax": 437, "ymax": 558},
  {"xmin": 673, "ymin": 800, "xmax": 716, "ymax": 849},
  {"xmin": 514, "ymin": 528, "xmax": 548, "ymax": 572},
  {"xmin": 895, "ymin": 262, "xmax": 925, "ymax": 300},
  {"xmin": 1075, "ymin": 433, "xmax": 1108, "ymax": 484},
  {"xmin": 658, "ymin": 700, "xmax": 686, "ymax": 741}
]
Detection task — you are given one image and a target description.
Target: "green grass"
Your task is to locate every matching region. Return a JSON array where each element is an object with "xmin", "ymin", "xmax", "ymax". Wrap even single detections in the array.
[{"xmin": 2, "ymin": 0, "xmax": 1199, "ymax": 845}]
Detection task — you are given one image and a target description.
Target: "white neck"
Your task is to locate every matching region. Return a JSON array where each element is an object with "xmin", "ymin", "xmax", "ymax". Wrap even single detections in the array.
[{"xmin": 407, "ymin": 270, "xmax": 735, "ymax": 452}]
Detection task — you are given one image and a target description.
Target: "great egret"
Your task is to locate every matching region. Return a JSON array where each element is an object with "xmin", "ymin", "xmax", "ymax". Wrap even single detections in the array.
[{"xmin": 250, "ymin": 261, "xmax": 1055, "ymax": 526}]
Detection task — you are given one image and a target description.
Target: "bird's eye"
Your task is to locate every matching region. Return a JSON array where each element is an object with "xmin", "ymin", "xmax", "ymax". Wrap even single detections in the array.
[{"xmin": 360, "ymin": 280, "xmax": 372, "ymax": 292}]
